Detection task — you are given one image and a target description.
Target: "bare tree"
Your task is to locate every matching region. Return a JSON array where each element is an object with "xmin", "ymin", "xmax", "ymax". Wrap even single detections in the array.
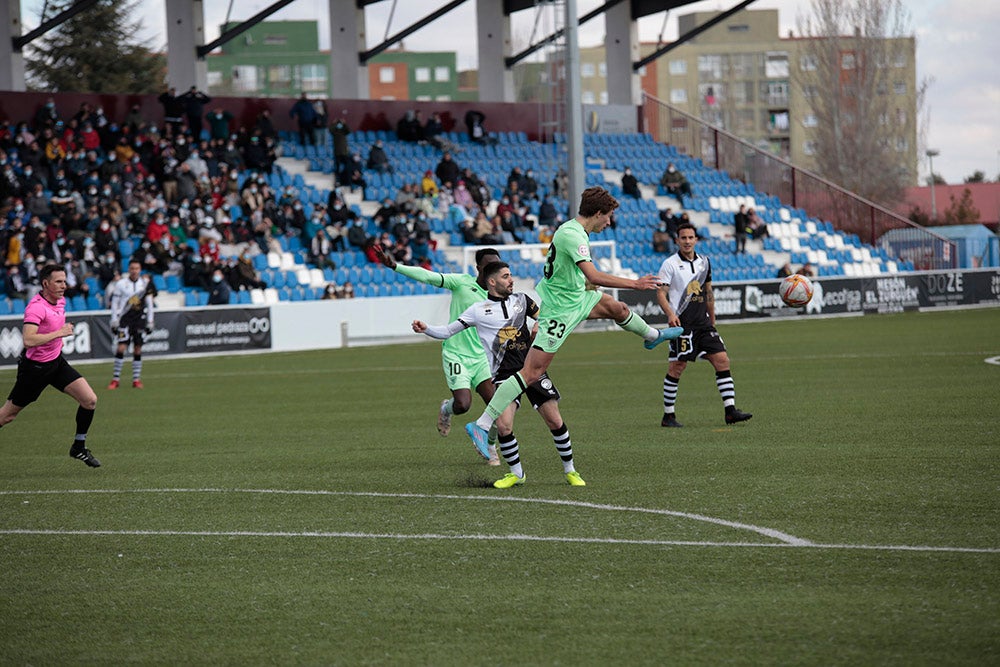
[{"xmin": 795, "ymin": 0, "xmax": 928, "ymax": 206}]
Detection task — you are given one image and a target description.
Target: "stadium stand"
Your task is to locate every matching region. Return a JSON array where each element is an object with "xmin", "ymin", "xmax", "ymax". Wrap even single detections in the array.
[{"xmin": 0, "ymin": 97, "xmax": 913, "ymax": 315}]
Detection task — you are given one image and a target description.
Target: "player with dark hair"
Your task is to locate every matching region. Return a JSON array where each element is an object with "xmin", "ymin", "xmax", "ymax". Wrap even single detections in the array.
[
  {"xmin": 465, "ymin": 186, "xmax": 683, "ymax": 452},
  {"xmin": 0, "ymin": 264, "xmax": 101, "ymax": 467},
  {"xmin": 414, "ymin": 261, "xmax": 585, "ymax": 487},
  {"xmin": 107, "ymin": 260, "xmax": 156, "ymax": 389},
  {"xmin": 373, "ymin": 244, "xmax": 502, "ymax": 463},
  {"xmin": 655, "ymin": 221, "xmax": 752, "ymax": 427}
]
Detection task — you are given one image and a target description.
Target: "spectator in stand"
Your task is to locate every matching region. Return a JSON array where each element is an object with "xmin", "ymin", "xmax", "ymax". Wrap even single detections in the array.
[
  {"xmin": 472, "ymin": 210, "xmax": 503, "ymax": 245},
  {"xmin": 733, "ymin": 204, "xmax": 749, "ymax": 255},
  {"xmin": 180, "ymin": 86, "xmax": 210, "ymax": 138},
  {"xmin": 394, "ymin": 182, "xmax": 419, "ymax": 216},
  {"xmin": 207, "ymin": 267, "xmax": 231, "ymax": 304},
  {"xmin": 158, "ymin": 88, "xmax": 184, "ymax": 137},
  {"xmin": 255, "ymin": 109, "xmax": 277, "ymax": 142},
  {"xmin": 747, "ymin": 208, "xmax": 769, "ymax": 240},
  {"xmin": 459, "ymin": 168, "xmax": 487, "ymax": 208},
  {"xmin": 206, "ymin": 107, "xmax": 234, "ymax": 141},
  {"xmin": 498, "ymin": 210, "xmax": 524, "ymax": 244},
  {"xmin": 553, "ymin": 168, "xmax": 569, "ymax": 199},
  {"xmin": 341, "ymin": 157, "xmax": 366, "ymax": 195},
  {"xmin": 424, "ymin": 112, "xmax": 458, "ymax": 153},
  {"xmin": 328, "ymin": 196, "xmax": 358, "ymax": 232},
  {"xmin": 660, "ymin": 162, "xmax": 691, "ymax": 206},
  {"xmin": 658, "ymin": 207, "xmax": 679, "ymax": 243},
  {"xmin": 289, "ymin": 92, "xmax": 317, "ymax": 146},
  {"xmin": 653, "ymin": 221, "xmax": 674, "ymax": 254},
  {"xmin": 776, "ymin": 263, "xmax": 793, "ymax": 278},
  {"xmin": 322, "ymin": 283, "xmax": 340, "ymax": 300},
  {"xmin": 311, "ymin": 98, "xmax": 328, "ymax": 146},
  {"xmin": 328, "ymin": 115, "xmax": 351, "ymax": 176},
  {"xmin": 373, "ymin": 197, "xmax": 398, "ymax": 232},
  {"xmin": 347, "ymin": 218, "xmax": 370, "ymax": 249},
  {"xmin": 4, "ymin": 265, "xmax": 28, "ymax": 299},
  {"xmin": 521, "ymin": 168, "xmax": 539, "ymax": 200},
  {"xmin": 538, "ymin": 196, "xmax": 559, "ymax": 228},
  {"xmin": 622, "ymin": 167, "xmax": 641, "ymax": 199},
  {"xmin": 421, "ymin": 170, "xmax": 439, "ymax": 197},
  {"xmin": 507, "ymin": 166, "xmax": 525, "ymax": 194},
  {"xmin": 435, "ymin": 151, "xmax": 461, "ymax": 188},
  {"xmin": 453, "ymin": 180, "xmax": 477, "ymax": 216},
  {"xmin": 797, "ymin": 262, "xmax": 815, "ymax": 277},
  {"xmin": 33, "ymin": 97, "xmax": 61, "ymax": 132},
  {"xmin": 310, "ymin": 229, "xmax": 336, "ymax": 269},
  {"xmin": 366, "ymin": 139, "xmax": 393, "ymax": 174},
  {"xmin": 145, "ymin": 212, "xmax": 169, "ymax": 245},
  {"xmin": 464, "ymin": 110, "xmax": 497, "ymax": 146},
  {"xmin": 396, "ymin": 110, "xmax": 422, "ymax": 143}
]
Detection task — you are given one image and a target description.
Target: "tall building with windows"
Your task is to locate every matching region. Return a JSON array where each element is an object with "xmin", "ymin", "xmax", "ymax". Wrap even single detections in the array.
[
  {"xmin": 367, "ymin": 50, "xmax": 461, "ymax": 101},
  {"xmin": 204, "ymin": 22, "xmax": 464, "ymax": 102},
  {"xmin": 206, "ymin": 21, "xmax": 329, "ymax": 97},
  {"xmin": 580, "ymin": 9, "xmax": 918, "ymax": 181}
]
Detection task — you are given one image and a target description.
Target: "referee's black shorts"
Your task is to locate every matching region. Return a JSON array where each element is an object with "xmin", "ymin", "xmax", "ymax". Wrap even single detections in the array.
[{"xmin": 8, "ymin": 354, "xmax": 82, "ymax": 407}]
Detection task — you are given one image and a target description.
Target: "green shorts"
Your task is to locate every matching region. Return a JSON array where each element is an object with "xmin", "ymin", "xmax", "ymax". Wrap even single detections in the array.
[
  {"xmin": 441, "ymin": 349, "xmax": 492, "ymax": 392},
  {"xmin": 533, "ymin": 290, "xmax": 602, "ymax": 354}
]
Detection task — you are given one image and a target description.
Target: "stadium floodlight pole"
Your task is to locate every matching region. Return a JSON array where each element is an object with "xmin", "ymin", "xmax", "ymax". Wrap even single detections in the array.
[
  {"xmin": 926, "ymin": 148, "xmax": 940, "ymax": 220},
  {"xmin": 564, "ymin": 0, "xmax": 586, "ymax": 218}
]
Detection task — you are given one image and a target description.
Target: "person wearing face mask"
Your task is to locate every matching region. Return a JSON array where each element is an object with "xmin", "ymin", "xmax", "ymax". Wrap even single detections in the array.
[
  {"xmin": 659, "ymin": 162, "xmax": 691, "ymax": 206},
  {"xmin": 107, "ymin": 260, "xmax": 156, "ymax": 390},
  {"xmin": 653, "ymin": 220, "xmax": 674, "ymax": 254},
  {"xmin": 366, "ymin": 139, "xmax": 393, "ymax": 174},
  {"xmin": 205, "ymin": 107, "xmax": 234, "ymax": 141},
  {"xmin": 621, "ymin": 166, "xmax": 642, "ymax": 199},
  {"xmin": 347, "ymin": 217, "xmax": 371, "ymax": 250},
  {"xmin": 206, "ymin": 268, "xmax": 231, "ymax": 305}
]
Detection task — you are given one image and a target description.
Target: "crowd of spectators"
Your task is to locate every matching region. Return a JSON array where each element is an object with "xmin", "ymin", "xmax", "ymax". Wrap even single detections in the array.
[{"xmin": 0, "ymin": 92, "xmax": 385, "ymax": 304}]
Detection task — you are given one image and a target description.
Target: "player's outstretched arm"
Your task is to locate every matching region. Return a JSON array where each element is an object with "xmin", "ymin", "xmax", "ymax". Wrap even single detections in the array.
[
  {"xmin": 414, "ymin": 319, "xmax": 468, "ymax": 340},
  {"xmin": 579, "ymin": 261, "xmax": 660, "ymax": 290}
]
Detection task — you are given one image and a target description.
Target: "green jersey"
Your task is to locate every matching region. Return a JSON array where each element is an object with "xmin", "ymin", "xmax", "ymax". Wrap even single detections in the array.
[
  {"xmin": 395, "ymin": 264, "xmax": 487, "ymax": 358},
  {"xmin": 537, "ymin": 219, "xmax": 593, "ymax": 312}
]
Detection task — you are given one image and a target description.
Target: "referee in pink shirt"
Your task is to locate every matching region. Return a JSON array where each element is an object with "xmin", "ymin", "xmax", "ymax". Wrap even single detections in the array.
[{"xmin": 0, "ymin": 264, "xmax": 101, "ymax": 467}]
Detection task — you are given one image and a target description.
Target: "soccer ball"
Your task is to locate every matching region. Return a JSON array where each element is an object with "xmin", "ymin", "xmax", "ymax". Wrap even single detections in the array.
[{"xmin": 779, "ymin": 274, "xmax": 814, "ymax": 308}]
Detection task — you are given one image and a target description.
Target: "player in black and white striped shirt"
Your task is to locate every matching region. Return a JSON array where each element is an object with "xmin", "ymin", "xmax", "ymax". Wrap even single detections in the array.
[
  {"xmin": 655, "ymin": 222, "xmax": 752, "ymax": 427},
  {"xmin": 413, "ymin": 261, "xmax": 586, "ymax": 488},
  {"xmin": 107, "ymin": 260, "xmax": 156, "ymax": 390}
]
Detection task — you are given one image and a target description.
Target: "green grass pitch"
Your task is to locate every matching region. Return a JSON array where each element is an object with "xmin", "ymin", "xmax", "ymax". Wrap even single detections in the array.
[{"xmin": 1, "ymin": 307, "xmax": 998, "ymax": 665}]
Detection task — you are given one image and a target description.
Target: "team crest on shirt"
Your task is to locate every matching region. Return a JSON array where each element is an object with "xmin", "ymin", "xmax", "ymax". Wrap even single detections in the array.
[
  {"xmin": 498, "ymin": 326, "xmax": 518, "ymax": 344},
  {"xmin": 686, "ymin": 281, "xmax": 704, "ymax": 302},
  {"xmin": 578, "ymin": 244, "xmax": 590, "ymax": 257}
]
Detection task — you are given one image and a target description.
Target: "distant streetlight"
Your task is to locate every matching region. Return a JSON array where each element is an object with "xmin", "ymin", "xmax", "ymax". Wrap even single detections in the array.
[{"xmin": 926, "ymin": 149, "xmax": 940, "ymax": 220}]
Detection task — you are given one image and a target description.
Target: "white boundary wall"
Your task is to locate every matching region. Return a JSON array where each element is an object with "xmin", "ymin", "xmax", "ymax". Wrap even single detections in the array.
[{"xmin": 271, "ymin": 294, "xmax": 453, "ymax": 350}]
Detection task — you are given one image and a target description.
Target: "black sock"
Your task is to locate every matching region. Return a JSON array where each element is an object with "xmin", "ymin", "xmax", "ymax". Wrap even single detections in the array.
[{"xmin": 75, "ymin": 406, "xmax": 95, "ymax": 438}]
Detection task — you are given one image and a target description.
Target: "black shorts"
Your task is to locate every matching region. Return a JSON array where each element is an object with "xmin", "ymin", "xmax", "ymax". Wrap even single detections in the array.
[
  {"xmin": 115, "ymin": 325, "xmax": 147, "ymax": 347},
  {"xmin": 668, "ymin": 327, "xmax": 727, "ymax": 363},
  {"xmin": 8, "ymin": 354, "xmax": 83, "ymax": 407},
  {"xmin": 495, "ymin": 372, "xmax": 561, "ymax": 410}
]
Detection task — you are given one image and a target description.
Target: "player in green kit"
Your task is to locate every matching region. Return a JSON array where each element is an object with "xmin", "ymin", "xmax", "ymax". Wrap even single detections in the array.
[
  {"xmin": 373, "ymin": 244, "xmax": 501, "ymax": 463},
  {"xmin": 464, "ymin": 186, "xmax": 683, "ymax": 462}
]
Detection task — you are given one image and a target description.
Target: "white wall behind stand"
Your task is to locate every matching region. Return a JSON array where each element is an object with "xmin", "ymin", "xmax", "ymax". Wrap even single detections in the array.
[{"xmin": 270, "ymin": 294, "xmax": 453, "ymax": 349}]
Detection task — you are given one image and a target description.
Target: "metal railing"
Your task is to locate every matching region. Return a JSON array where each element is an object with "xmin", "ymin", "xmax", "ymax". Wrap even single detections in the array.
[{"xmin": 641, "ymin": 93, "xmax": 957, "ymax": 271}]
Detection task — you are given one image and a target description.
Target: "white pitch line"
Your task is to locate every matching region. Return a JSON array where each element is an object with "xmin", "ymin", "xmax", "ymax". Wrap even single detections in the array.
[
  {"xmin": 0, "ymin": 487, "xmax": 809, "ymax": 545},
  {"xmin": 2, "ymin": 488, "xmax": 998, "ymax": 554},
  {"xmin": 0, "ymin": 529, "xmax": 998, "ymax": 554}
]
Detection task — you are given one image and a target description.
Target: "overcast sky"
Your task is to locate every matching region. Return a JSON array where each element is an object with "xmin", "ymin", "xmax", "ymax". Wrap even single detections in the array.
[{"xmin": 24, "ymin": 0, "xmax": 999, "ymax": 183}]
